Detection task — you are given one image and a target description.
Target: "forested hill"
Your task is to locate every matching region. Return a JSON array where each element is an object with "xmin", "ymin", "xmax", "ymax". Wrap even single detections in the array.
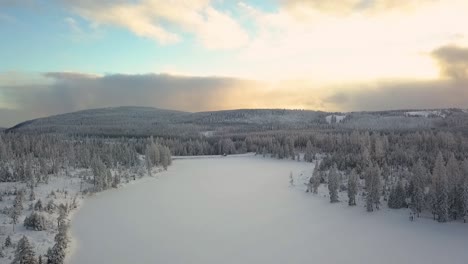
[{"xmin": 5, "ymin": 106, "xmax": 468, "ymax": 137}]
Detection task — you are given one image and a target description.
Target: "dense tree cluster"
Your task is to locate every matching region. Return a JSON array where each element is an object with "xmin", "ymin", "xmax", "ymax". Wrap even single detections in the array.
[
  {"xmin": 296, "ymin": 131, "xmax": 468, "ymax": 223},
  {"xmin": 24, "ymin": 212, "xmax": 48, "ymax": 231},
  {"xmin": 0, "ymin": 134, "xmax": 172, "ymax": 188},
  {"xmin": 0, "ymin": 133, "xmax": 173, "ymax": 262}
]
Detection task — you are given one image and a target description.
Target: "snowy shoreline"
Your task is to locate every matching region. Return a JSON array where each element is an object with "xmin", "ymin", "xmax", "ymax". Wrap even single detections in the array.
[
  {"xmin": 0, "ymin": 166, "xmax": 165, "ymax": 263},
  {"xmin": 172, "ymin": 153, "xmax": 257, "ymax": 160}
]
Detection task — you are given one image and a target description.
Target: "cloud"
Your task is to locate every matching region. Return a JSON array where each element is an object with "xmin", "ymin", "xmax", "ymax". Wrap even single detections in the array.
[
  {"xmin": 432, "ymin": 45, "xmax": 468, "ymax": 79},
  {"xmin": 65, "ymin": 17, "xmax": 82, "ymax": 34},
  {"xmin": 64, "ymin": 0, "xmax": 249, "ymax": 49},
  {"xmin": 281, "ymin": 0, "xmax": 440, "ymax": 15},
  {"xmin": 324, "ymin": 79, "xmax": 468, "ymax": 111},
  {"xmin": 323, "ymin": 44, "xmax": 468, "ymax": 111},
  {"xmin": 1, "ymin": 42, "xmax": 468, "ymax": 128},
  {"xmin": 231, "ymin": 0, "xmax": 468, "ymax": 82},
  {"xmin": 0, "ymin": 72, "xmax": 331, "ymax": 127}
]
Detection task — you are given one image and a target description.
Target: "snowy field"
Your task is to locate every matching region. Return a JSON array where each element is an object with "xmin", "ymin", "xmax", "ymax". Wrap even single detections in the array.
[{"xmin": 68, "ymin": 156, "xmax": 468, "ymax": 264}]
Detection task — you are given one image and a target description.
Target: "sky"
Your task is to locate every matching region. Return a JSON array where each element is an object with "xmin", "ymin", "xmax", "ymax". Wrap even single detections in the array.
[{"xmin": 1, "ymin": 0, "xmax": 468, "ymax": 127}]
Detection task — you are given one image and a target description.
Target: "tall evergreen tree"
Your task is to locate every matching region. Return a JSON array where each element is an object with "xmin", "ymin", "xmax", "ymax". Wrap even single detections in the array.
[
  {"xmin": 348, "ymin": 169, "xmax": 359, "ymax": 206},
  {"xmin": 328, "ymin": 164, "xmax": 339, "ymax": 203},
  {"xmin": 310, "ymin": 163, "xmax": 321, "ymax": 194},
  {"xmin": 365, "ymin": 163, "xmax": 382, "ymax": 212},
  {"xmin": 410, "ymin": 159, "xmax": 426, "ymax": 217},
  {"xmin": 461, "ymin": 159, "xmax": 468, "ymax": 220},
  {"xmin": 431, "ymin": 152, "xmax": 449, "ymax": 222},
  {"xmin": 12, "ymin": 236, "xmax": 37, "ymax": 264},
  {"xmin": 388, "ymin": 180, "xmax": 407, "ymax": 209}
]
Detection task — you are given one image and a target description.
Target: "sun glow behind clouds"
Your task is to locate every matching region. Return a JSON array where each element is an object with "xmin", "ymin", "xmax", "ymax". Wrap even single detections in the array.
[
  {"xmin": 1, "ymin": 0, "xmax": 468, "ymax": 126},
  {"xmin": 232, "ymin": 0, "xmax": 468, "ymax": 82}
]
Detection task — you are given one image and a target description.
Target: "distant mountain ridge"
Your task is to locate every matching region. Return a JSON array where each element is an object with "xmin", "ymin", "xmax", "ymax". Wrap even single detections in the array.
[{"xmin": 5, "ymin": 106, "xmax": 468, "ymax": 137}]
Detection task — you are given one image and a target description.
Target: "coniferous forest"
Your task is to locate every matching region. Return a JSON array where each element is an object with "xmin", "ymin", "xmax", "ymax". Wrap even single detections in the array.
[{"xmin": 1, "ymin": 107, "xmax": 468, "ymax": 263}]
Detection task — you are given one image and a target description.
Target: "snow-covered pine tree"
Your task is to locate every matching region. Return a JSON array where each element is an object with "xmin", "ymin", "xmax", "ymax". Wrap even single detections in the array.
[
  {"xmin": 328, "ymin": 164, "xmax": 339, "ymax": 203},
  {"xmin": 365, "ymin": 162, "xmax": 382, "ymax": 212},
  {"xmin": 160, "ymin": 146, "xmax": 171, "ymax": 170},
  {"xmin": 47, "ymin": 217, "xmax": 69, "ymax": 264},
  {"xmin": 145, "ymin": 146, "xmax": 153, "ymax": 176},
  {"xmin": 312, "ymin": 168, "xmax": 321, "ymax": 194},
  {"xmin": 5, "ymin": 235, "xmax": 12, "ymax": 247},
  {"xmin": 304, "ymin": 140, "xmax": 313, "ymax": 162},
  {"xmin": 431, "ymin": 152, "xmax": 449, "ymax": 222},
  {"xmin": 12, "ymin": 236, "xmax": 37, "ymax": 264},
  {"xmin": 410, "ymin": 159, "xmax": 426, "ymax": 217},
  {"xmin": 461, "ymin": 159, "xmax": 468, "ymax": 221},
  {"xmin": 388, "ymin": 180, "xmax": 406, "ymax": 209},
  {"xmin": 91, "ymin": 157, "xmax": 109, "ymax": 191},
  {"xmin": 348, "ymin": 169, "xmax": 359, "ymax": 206},
  {"xmin": 24, "ymin": 212, "xmax": 47, "ymax": 231},
  {"xmin": 446, "ymin": 153, "xmax": 462, "ymax": 219},
  {"xmin": 11, "ymin": 192, "xmax": 24, "ymax": 231}
]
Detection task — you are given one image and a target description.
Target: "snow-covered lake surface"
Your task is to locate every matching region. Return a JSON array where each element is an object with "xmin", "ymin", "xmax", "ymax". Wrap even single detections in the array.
[{"xmin": 68, "ymin": 156, "xmax": 468, "ymax": 264}]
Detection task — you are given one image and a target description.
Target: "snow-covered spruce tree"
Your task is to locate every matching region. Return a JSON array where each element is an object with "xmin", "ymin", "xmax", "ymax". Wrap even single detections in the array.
[
  {"xmin": 5, "ymin": 235, "xmax": 12, "ymax": 248},
  {"xmin": 11, "ymin": 191, "xmax": 24, "ymax": 232},
  {"xmin": 365, "ymin": 163, "xmax": 382, "ymax": 212},
  {"xmin": 24, "ymin": 212, "xmax": 47, "ymax": 231},
  {"xmin": 159, "ymin": 146, "xmax": 171, "ymax": 170},
  {"xmin": 373, "ymin": 134, "xmax": 385, "ymax": 162},
  {"xmin": 46, "ymin": 215, "xmax": 69, "ymax": 264},
  {"xmin": 34, "ymin": 199, "xmax": 43, "ymax": 211},
  {"xmin": 410, "ymin": 159, "xmax": 426, "ymax": 217},
  {"xmin": 461, "ymin": 159, "xmax": 468, "ymax": 220},
  {"xmin": 91, "ymin": 157, "xmax": 110, "ymax": 192},
  {"xmin": 347, "ymin": 169, "xmax": 359, "ymax": 206},
  {"xmin": 12, "ymin": 236, "xmax": 37, "ymax": 264},
  {"xmin": 446, "ymin": 153, "xmax": 463, "ymax": 219},
  {"xmin": 308, "ymin": 164, "xmax": 321, "ymax": 194},
  {"xmin": 312, "ymin": 166, "xmax": 321, "ymax": 194},
  {"xmin": 45, "ymin": 200, "xmax": 55, "ymax": 214},
  {"xmin": 304, "ymin": 140, "xmax": 314, "ymax": 162},
  {"xmin": 388, "ymin": 180, "xmax": 406, "ymax": 209},
  {"xmin": 57, "ymin": 206, "xmax": 67, "ymax": 229},
  {"xmin": 431, "ymin": 152, "xmax": 449, "ymax": 222},
  {"xmin": 145, "ymin": 146, "xmax": 154, "ymax": 176},
  {"xmin": 29, "ymin": 187, "xmax": 35, "ymax": 202},
  {"xmin": 328, "ymin": 164, "xmax": 339, "ymax": 203}
]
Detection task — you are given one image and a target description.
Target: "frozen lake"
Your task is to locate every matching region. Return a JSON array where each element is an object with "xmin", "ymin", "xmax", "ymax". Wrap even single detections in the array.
[{"xmin": 68, "ymin": 156, "xmax": 468, "ymax": 264}]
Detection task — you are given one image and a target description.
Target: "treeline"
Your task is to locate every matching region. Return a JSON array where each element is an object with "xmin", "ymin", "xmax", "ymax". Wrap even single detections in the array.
[
  {"xmin": 0, "ymin": 134, "xmax": 172, "ymax": 186},
  {"xmin": 158, "ymin": 129, "xmax": 468, "ymax": 222}
]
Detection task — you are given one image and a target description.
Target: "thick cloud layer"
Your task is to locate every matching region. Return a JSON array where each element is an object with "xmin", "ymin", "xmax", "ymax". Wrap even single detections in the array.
[
  {"xmin": 324, "ymin": 45, "xmax": 468, "ymax": 110},
  {"xmin": 1, "ymin": 44, "xmax": 468, "ymax": 128}
]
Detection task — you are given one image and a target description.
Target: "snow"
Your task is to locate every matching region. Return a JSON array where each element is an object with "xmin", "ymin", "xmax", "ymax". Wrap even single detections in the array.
[
  {"xmin": 173, "ymin": 153, "xmax": 256, "ymax": 160},
  {"xmin": 405, "ymin": 110, "xmax": 446, "ymax": 118},
  {"xmin": 68, "ymin": 156, "xmax": 468, "ymax": 264},
  {"xmin": 200, "ymin": 131, "xmax": 215, "ymax": 137},
  {"xmin": 0, "ymin": 172, "xmax": 91, "ymax": 262},
  {"xmin": 325, "ymin": 114, "xmax": 346, "ymax": 124}
]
